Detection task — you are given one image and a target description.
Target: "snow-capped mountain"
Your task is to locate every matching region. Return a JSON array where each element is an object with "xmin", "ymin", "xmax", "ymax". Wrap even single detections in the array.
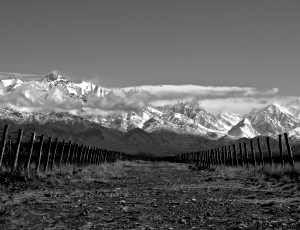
[
  {"xmin": 1, "ymin": 73, "xmax": 300, "ymax": 152},
  {"xmin": 88, "ymin": 106, "xmax": 163, "ymax": 132},
  {"xmin": 216, "ymin": 112, "xmax": 242, "ymax": 129},
  {"xmin": 287, "ymin": 107, "xmax": 300, "ymax": 118},
  {"xmin": 0, "ymin": 77, "xmax": 23, "ymax": 90},
  {"xmin": 246, "ymin": 104, "xmax": 300, "ymax": 136},
  {"xmin": 228, "ymin": 118, "xmax": 259, "ymax": 138},
  {"xmin": 41, "ymin": 72, "xmax": 110, "ymax": 98},
  {"xmin": 169, "ymin": 101, "xmax": 227, "ymax": 131}
]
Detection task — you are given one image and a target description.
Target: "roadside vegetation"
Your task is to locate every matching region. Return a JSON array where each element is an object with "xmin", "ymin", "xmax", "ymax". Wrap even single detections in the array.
[
  {"xmin": 206, "ymin": 163, "xmax": 300, "ymax": 183},
  {"xmin": 0, "ymin": 161, "xmax": 140, "ymax": 188}
]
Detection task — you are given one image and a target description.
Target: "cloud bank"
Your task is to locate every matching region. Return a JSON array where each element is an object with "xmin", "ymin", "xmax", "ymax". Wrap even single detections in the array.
[
  {"xmin": 0, "ymin": 72, "xmax": 44, "ymax": 81},
  {"xmin": 0, "ymin": 72, "xmax": 293, "ymax": 115}
]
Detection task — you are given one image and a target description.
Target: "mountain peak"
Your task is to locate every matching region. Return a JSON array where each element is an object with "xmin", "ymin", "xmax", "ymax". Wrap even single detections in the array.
[
  {"xmin": 259, "ymin": 103, "xmax": 291, "ymax": 115},
  {"xmin": 44, "ymin": 72, "xmax": 60, "ymax": 80},
  {"xmin": 43, "ymin": 72, "xmax": 68, "ymax": 82},
  {"xmin": 228, "ymin": 118, "xmax": 259, "ymax": 138}
]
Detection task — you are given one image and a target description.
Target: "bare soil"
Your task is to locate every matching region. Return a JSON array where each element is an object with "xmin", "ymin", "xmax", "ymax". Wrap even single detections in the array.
[{"xmin": 1, "ymin": 162, "xmax": 300, "ymax": 229}]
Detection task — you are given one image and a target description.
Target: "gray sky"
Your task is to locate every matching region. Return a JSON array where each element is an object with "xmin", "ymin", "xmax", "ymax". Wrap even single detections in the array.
[{"xmin": 0, "ymin": 0, "xmax": 300, "ymax": 106}]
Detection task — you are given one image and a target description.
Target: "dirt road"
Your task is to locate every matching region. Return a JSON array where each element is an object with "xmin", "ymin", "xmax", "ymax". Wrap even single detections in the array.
[{"xmin": 1, "ymin": 161, "xmax": 300, "ymax": 229}]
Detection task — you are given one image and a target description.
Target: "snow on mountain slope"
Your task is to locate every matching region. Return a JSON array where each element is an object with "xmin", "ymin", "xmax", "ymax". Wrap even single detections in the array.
[
  {"xmin": 228, "ymin": 118, "xmax": 259, "ymax": 138},
  {"xmin": 169, "ymin": 101, "xmax": 227, "ymax": 131},
  {"xmin": 0, "ymin": 107, "xmax": 124, "ymax": 144},
  {"xmin": 216, "ymin": 112, "xmax": 242, "ymax": 129},
  {"xmin": 0, "ymin": 77, "xmax": 23, "ymax": 90},
  {"xmin": 247, "ymin": 104, "xmax": 300, "ymax": 136},
  {"xmin": 87, "ymin": 106, "xmax": 163, "ymax": 132},
  {"xmin": 288, "ymin": 107, "xmax": 300, "ymax": 118},
  {"xmin": 2, "ymin": 73, "xmax": 300, "ymax": 144},
  {"xmin": 41, "ymin": 72, "xmax": 110, "ymax": 98}
]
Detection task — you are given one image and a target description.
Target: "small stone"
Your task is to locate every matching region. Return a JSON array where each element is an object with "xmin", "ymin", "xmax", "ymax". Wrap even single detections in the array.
[
  {"xmin": 80, "ymin": 210, "xmax": 89, "ymax": 216},
  {"xmin": 191, "ymin": 198, "xmax": 197, "ymax": 202},
  {"xmin": 179, "ymin": 218, "xmax": 187, "ymax": 224},
  {"xmin": 206, "ymin": 212, "xmax": 212, "ymax": 217}
]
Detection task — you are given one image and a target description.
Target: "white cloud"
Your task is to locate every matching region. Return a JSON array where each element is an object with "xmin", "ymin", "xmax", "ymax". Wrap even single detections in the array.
[
  {"xmin": 201, "ymin": 96, "xmax": 297, "ymax": 114},
  {"xmin": 119, "ymin": 84, "xmax": 279, "ymax": 100},
  {"xmin": 0, "ymin": 72, "xmax": 44, "ymax": 81},
  {"xmin": 0, "ymin": 72, "xmax": 291, "ymax": 115}
]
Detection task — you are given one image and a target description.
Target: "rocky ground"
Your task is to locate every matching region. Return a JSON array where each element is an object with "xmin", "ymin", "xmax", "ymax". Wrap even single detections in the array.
[{"xmin": 1, "ymin": 161, "xmax": 300, "ymax": 230}]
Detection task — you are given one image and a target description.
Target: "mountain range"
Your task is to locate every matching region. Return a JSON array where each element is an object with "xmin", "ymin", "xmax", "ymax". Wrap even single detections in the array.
[{"xmin": 1, "ymin": 72, "xmax": 300, "ymax": 156}]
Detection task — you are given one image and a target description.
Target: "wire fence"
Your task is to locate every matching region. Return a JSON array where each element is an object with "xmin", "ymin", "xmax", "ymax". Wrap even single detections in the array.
[
  {"xmin": 0, "ymin": 124, "xmax": 152, "ymax": 173},
  {"xmin": 171, "ymin": 132, "xmax": 299, "ymax": 167}
]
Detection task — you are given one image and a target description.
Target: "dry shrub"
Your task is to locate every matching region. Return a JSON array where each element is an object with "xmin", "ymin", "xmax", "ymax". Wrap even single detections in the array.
[
  {"xmin": 214, "ymin": 163, "xmax": 300, "ymax": 182},
  {"xmin": 0, "ymin": 161, "xmax": 135, "ymax": 186}
]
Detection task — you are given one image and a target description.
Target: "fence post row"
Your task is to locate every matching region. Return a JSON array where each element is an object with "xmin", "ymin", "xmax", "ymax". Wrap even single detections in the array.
[{"xmin": 0, "ymin": 123, "xmax": 297, "ymax": 172}]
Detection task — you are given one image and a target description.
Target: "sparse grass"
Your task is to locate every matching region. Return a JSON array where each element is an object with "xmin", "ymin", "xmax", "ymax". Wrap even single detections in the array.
[
  {"xmin": 210, "ymin": 162, "xmax": 300, "ymax": 183},
  {"xmin": 0, "ymin": 160, "xmax": 143, "ymax": 187}
]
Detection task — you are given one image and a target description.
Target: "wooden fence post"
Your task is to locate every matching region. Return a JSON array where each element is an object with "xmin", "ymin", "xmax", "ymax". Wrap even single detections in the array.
[
  {"xmin": 214, "ymin": 149, "xmax": 217, "ymax": 165},
  {"xmin": 13, "ymin": 129, "xmax": 23, "ymax": 171},
  {"xmin": 257, "ymin": 138, "xmax": 264, "ymax": 166},
  {"xmin": 88, "ymin": 147, "xmax": 92, "ymax": 165},
  {"xmin": 224, "ymin": 146, "xmax": 228, "ymax": 165},
  {"xmin": 210, "ymin": 149, "xmax": 214, "ymax": 165},
  {"xmin": 65, "ymin": 141, "xmax": 72, "ymax": 164},
  {"xmin": 278, "ymin": 134, "xmax": 284, "ymax": 166},
  {"xmin": 95, "ymin": 148, "xmax": 99, "ymax": 164},
  {"xmin": 50, "ymin": 138, "xmax": 58, "ymax": 170},
  {"xmin": 88, "ymin": 148, "xmax": 93, "ymax": 165},
  {"xmin": 36, "ymin": 135, "xmax": 44, "ymax": 172},
  {"xmin": 193, "ymin": 152, "xmax": 197, "ymax": 164},
  {"xmin": 0, "ymin": 124, "xmax": 9, "ymax": 167},
  {"xmin": 208, "ymin": 150, "xmax": 212, "ymax": 166},
  {"xmin": 84, "ymin": 147, "xmax": 89, "ymax": 165},
  {"xmin": 199, "ymin": 151, "xmax": 203, "ymax": 166},
  {"xmin": 228, "ymin": 145, "xmax": 233, "ymax": 166},
  {"xmin": 71, "ymin": 144, "xmax": 79, "ymax": 163},
  {"xmin": 94, "ymin": 148, "xmax": 98, "ymax": 164},
  {"xmin": 239, "ymin": 143, "xmax": 244, "ymax": 167},
  {"xmin": 58, "ymin": 140, "xmax": 65, "ymax": 168},
  {"xmin": 95, "ymin": 149, "xmax": 100, "ymax": 164},
  {"xmin": 266, "ymin": 137, "xmax": 273, "ymax": 166},
  {"xmin": 284, "ymin": 133, "xmax": 294, "ymax": 166},
  {"xmin": 89, "ymin": 148, "xmax": 94, "ymax": 164},
  {"xmin": 217, "ymin": 148, "xmax": 221, "ymax": 165},
  {"xmin": 79, "ymin": 146, "xmax": 86, "ymax": 165},
  {"xmin": 207, "ymin": 150, "xmax": 210, "ymax": 167},
  {"xmin": 25, "ymin": 133, "xmax": 36, "ymax": 172},
  {"xmin": 250, "ymin": 140, "xmax": 256, "ymax": 167},
  {"xmin": 232, "ymin": 144, "xmax": 238, "ymax": 166},
  {"xmin": 243, "ymin": 142, "xmax": 249, "ymax": 167},
  {"xmin": 221, "ymin": 147, "xmax": 225, "ymax": 165},
  {"xmin": 44, "ymin": 137, "xmax": 52, "ymax": 171}
]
